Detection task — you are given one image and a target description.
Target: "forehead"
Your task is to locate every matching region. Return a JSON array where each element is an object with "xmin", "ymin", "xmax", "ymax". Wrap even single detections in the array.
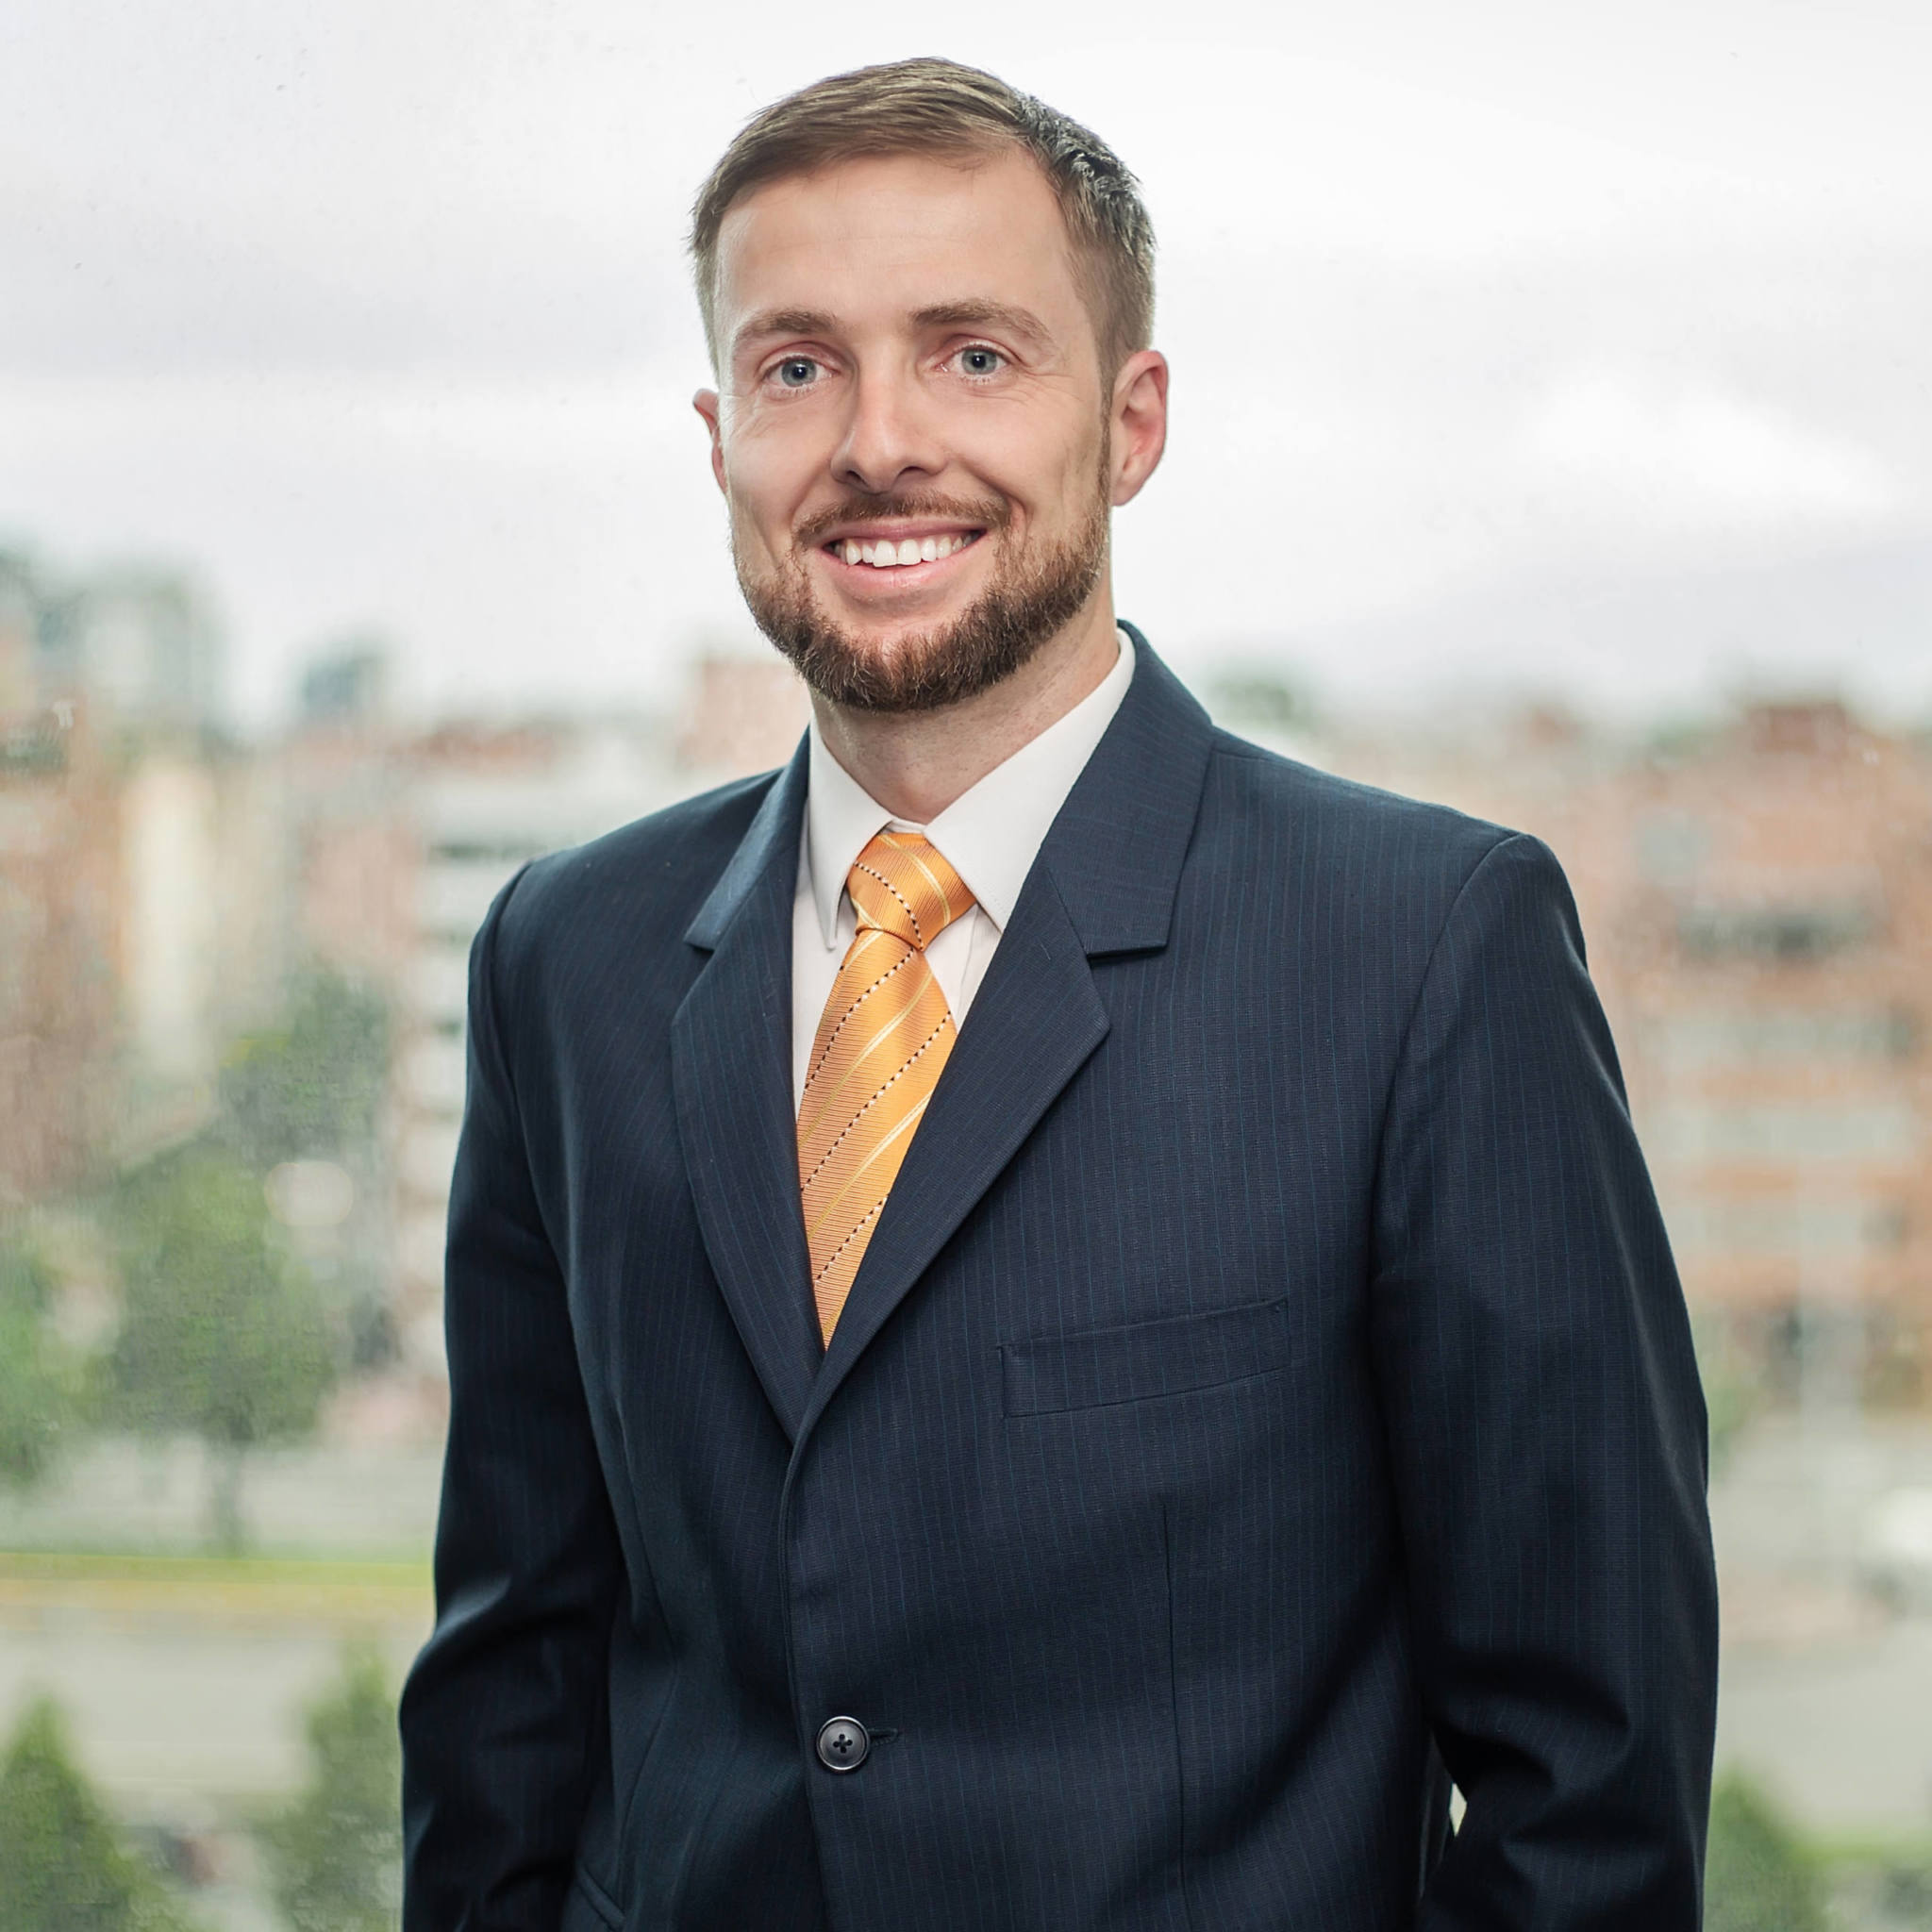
[{"xmin": 713, "ymin": 148, "xmax": 1088, "ymax": 346}]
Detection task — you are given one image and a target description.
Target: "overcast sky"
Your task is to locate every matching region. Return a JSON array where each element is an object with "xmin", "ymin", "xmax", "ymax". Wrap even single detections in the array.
[{"xmin": 3, "ymin": 0, "xmax": 1928, "ymax": 728}]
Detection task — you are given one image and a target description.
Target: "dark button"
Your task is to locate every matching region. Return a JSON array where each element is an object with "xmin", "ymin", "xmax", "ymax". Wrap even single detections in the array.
[{"xmin": 816, "ymin": 1716, "xmax": 869, "ymax": 1773}]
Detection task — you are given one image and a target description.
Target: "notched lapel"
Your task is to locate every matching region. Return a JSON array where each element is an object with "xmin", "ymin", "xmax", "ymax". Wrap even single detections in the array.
[
  {"xmin": 804, "ymin": 867, "xmax": 1109, "ymax": 1430},
  {"xmin": 671, "ymin": 747, "xmax": 819, "ymax": 1441}
]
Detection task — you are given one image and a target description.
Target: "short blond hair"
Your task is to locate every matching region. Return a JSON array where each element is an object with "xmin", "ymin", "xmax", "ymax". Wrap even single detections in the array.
[{"xmin": 690, "ymin": 58, "xmax": 1155, "ymax": 375}]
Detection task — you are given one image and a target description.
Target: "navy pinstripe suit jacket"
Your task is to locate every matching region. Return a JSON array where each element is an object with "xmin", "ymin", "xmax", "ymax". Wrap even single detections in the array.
[{"xmin": 401, "ymin": 634, "xmax": 1718, "ymax": 1931}]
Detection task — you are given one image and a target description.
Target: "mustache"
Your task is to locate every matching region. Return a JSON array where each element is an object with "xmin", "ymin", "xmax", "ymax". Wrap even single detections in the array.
[{"xmin": 793, "ymin": 492, "xmax": 1010, "ymax": 547}]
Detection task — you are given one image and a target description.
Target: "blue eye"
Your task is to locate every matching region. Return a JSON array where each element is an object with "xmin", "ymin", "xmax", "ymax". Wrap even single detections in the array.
[
  {"xmin": 959, "ymin": 347, "xmax": 1003, "ymax": 376},
  {"xmin": 775, "ymin": 358, "xmax": 818, "ymax": 388}
]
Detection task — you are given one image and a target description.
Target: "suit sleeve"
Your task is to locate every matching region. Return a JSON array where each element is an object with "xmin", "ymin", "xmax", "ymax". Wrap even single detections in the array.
[
  {"xmin": 401, "ymin": 870, "xmax": 623, "ymax": 1931},
  {"xmin": 1370, "ymin": 833, "xmax": 1718, "ymax": 1929}
]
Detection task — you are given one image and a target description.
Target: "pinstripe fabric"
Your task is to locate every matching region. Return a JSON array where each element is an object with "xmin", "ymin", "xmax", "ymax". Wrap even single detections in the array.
[
  {"xmin": 402, "ymin": 633, "xmax": 1718, "ymax": 1932},
  {"xmin": 799, "ymin": 832, "xmax": 973, "ymax": 1341}
]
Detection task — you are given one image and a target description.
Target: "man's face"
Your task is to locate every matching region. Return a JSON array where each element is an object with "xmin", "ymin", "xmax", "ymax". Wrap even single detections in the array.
[{"xmin": 695, "ymin": 147, "xmax": 1153, "ymax": 711}]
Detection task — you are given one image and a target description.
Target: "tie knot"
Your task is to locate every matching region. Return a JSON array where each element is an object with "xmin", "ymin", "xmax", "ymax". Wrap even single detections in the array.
[{"xmin": 846, "ymin": 831, "xmax": 973, "ymax": 950}]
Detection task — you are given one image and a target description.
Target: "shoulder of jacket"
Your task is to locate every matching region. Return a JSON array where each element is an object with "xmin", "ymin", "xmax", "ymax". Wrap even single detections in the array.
[{"xmin": 1205, "ymin": 727, "xmax": 1524, "ymax": 883}]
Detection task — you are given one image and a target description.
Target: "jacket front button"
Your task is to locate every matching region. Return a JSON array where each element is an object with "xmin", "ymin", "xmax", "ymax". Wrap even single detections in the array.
[{"xmin": 816, "ymin": 1716, "xmax": 870, "ymax": 1773}]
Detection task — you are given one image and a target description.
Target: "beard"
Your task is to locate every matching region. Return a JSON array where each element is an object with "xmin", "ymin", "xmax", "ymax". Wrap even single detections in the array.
[{"xmin": 733, "ymin": 476, "xmax": 1110, "ymax": 714}]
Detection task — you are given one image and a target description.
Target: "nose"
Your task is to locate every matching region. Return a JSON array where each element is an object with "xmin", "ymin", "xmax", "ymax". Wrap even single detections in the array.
[{"xmin": 830, "ymin": 363, "xmax": 944, "ymax": 497}]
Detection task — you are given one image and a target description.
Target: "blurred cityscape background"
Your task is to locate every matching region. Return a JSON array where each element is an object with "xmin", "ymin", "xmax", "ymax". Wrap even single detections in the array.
[
  {"xmin": 2, "ymin": 537, "xmax": 1929, "ymax": 1927},
  {"xmin": 5, "ymin": 1, "xmax": 1932, "ymax": 1926}
]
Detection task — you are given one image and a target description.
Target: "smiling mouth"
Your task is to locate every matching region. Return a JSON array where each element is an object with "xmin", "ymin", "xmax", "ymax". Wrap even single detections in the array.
[{"xmin": 822, "ymin": 529, "xmax": 984, "ymax": 571}]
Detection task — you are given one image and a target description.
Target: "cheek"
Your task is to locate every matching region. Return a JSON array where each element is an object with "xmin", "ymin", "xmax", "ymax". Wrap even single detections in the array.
[
  {"xmin": 722, "ymin": 440, "xmax": 807, "ymax": 551},
  {"xmin": 719, "ymin": 474, "xmax": 789, "ymax": 575},
  {"xmin": 724, "ymin": 492, "xmax": 762, "ymax": 552},
  {"xmin": 965, "ymin": 403, "xmax": 1104, "ymax": 515},
  {"xmin": 724, "ymin": 395, "xmax": 815, "ymax": 477},
  {"xmin": 945, "ymin": 436, "xmax": 1055, "ymax": 521}
]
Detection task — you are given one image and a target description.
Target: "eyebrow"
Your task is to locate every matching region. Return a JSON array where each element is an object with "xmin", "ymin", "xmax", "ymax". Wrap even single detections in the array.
[
  {"xmin": 730, "ymin": 300, "xmax": 1058, "ymax": 360},
  {"xmin": 908, "ymin": 301, "xmax": 1056, "ymax": 349},
  {"xmin": 731, "ymin": 308, "xmax": 840, "ymax": 358}
]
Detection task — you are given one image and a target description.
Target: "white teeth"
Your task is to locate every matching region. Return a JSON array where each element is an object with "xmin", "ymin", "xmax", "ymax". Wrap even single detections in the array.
[{"xmin": 841, "ymin": 531, "xmax": 976, "ymax": 567}]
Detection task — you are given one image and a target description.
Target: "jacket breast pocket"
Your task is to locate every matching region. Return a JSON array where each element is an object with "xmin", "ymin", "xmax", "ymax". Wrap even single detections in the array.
[{"xmin": 1001, "ymin": 1296, "xmax": 1293, "ymax": 1417}]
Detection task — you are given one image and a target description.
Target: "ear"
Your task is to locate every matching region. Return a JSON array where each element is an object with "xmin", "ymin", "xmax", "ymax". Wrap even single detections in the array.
[
  {"xmin": 692, "ymin": 389, "xmax": 727, "ymax": 494},
  {"xmin": 1112, "ymin": 349, "xmax": 1166, "ymax": 506},
  {"xmin": 1108, "ymin": 350, "xmax": 1168, "ymax": 508}
]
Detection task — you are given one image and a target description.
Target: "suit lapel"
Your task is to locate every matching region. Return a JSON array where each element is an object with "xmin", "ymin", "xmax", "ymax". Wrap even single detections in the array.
[
  {"xmin": 800, "ymin": 636, "xmax": 1217, "ymax": 1434},
  {"xmin": 803, "ymin": 867, "xmax": 1108, "ymax": 1429},
  {"xmin": 671, "ymin": 742, "xmax": 819, "ymax": 1441}
]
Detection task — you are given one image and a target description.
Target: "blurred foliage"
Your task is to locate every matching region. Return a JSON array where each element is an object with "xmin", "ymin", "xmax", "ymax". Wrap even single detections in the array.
[
  {"xmin": 108, "ymin": 1150, "xmax": 338, "ymax": 1550},
  {"xmin": 1691, "ymin": 1314, "xmax": 1757, "ymax": 1479},
  {"xmin": 1642, "ymin": 714, "xmax": 1724, "ymax": 768},
  {"xmin": 216, "ymin": 965, "xmax": 397, "ymax": 1377},
  {"xmin": 262, "ymin": 1644, "xmax": 403, "ymax": 1932},
  {"xmin": 0, "ymin": 968, "xmax": 396, "ymax": 1542},
  {"xmin": 1877, "ymin": 1856, "xmax": 1932, "ymax": 1924},
  {"xmin": 1705, "ymin": 1769, "xmax": 1826, "ymax": 1932},
  {"xmin": 1208, "ymin": 668, "xmax": 1319, "ymax": 736},
  {"xmin": 0, "ymin": 1234, "xmax": 86, "ymax": 1488},
  {"xmin": 215, "ymin": 970, "xmax": 390, "ymax": 1170},
  {"xmin": 0, "ymin": 1696, "xmax": 196, "ymax": 1931}
]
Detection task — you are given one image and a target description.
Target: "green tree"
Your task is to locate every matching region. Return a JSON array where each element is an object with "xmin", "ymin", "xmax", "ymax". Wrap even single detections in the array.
[
  {"xmin": 217, "ymin": 971, "xmax": 390, "ymax": 1171},
  {"xmin": 263, "ymin": 1645, "xmax": 403, "ymax": 1932},
  {"xmin": 0, "ymin": 1696, "xmax": 194, "ymax": 1931},
  {"xmin": 1208, "ymin": 668, "xmax": 1319, "ymax": 737},
  {"xmin": 0, "ymin": 1234, "xmax": 84, "ymax": 1488},
  {"xmin": 1692, "ymin": 1316, "xmax": 1757, "ymax": 1479},
  {"xmin": 109, "ymin": 1151, "xmax": 339, "ymax": 1551},
  {"xmin": 216, "ymin": 968, "xmax": 396, "ymax": 1374},
  {"xmin": 1705, "ymin": 1769, "xmax": 1826, "ymax": 1932}
]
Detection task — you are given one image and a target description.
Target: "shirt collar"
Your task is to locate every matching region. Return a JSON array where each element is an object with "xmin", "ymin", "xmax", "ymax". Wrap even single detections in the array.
[{"xmin": 806, "ymin": 627, "xmax": 1136, "ymax": 950}]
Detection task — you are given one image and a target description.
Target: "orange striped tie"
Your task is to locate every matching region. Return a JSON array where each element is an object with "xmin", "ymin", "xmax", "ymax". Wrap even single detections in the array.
[{"xmin": 799, "ymin": 830, "xmax": 974, "ymax": 1343}]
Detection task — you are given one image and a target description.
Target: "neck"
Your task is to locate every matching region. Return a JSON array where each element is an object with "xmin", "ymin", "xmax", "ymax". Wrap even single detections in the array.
[{"xmin": 810, "ymin": 589, "xmax": 1122, "ymax": 824}]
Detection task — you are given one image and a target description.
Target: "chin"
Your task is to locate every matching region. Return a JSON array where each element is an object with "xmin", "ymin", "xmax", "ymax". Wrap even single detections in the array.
[
  {"xmin": 834, "ymin": 607, "xmax": 972, "ymax": 660},
  {"xmin": 738, "ymin": 495, "xmax": 1108, "ymax": 714}
]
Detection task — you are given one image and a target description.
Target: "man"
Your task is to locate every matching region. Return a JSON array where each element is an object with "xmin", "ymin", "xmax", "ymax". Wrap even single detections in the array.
[{"xmin": 402, "ymin": 58, "xmax": 1718, "ymax": 1931}]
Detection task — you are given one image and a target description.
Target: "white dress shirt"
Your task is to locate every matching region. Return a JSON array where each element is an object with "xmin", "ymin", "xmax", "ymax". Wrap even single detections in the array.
[{"xmin": 791, "ymin": 630, "xmax": 1136, "ymax": 1106}]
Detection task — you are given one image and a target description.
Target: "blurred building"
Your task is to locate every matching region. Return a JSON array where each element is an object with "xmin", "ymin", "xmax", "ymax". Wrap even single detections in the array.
[
  {"xmin": 279, "ymin": 641, "xmax": 417, "ymax": 992},
  {"xmin": 285, "ymin": 642, "xmax": 801, "ymax": 1396},
  {"xmin": 1594, "ymin": 704, "xmax": 1931, "ymax": 1403},
  {"xmin": 0, "ymin": 590, "xmax": 119, "ymax": 1205},
  {"xmin": 115, "ymin": 743, "xmax": 288, "ymax": 1125},
  {"xmin": 677, "ymin": 653, "xmax": 809, "ymax": 782},
  {"xmin": 387, "ymin": 720, "xmax": 677, "ymax": 1374},
  {"xmin": 0, "ymin": 547, "xmax": 279, "ymax": 1168},
  {"xmin": 30, "ymin": 559, "xmax": 225, "ymax": 737}
]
